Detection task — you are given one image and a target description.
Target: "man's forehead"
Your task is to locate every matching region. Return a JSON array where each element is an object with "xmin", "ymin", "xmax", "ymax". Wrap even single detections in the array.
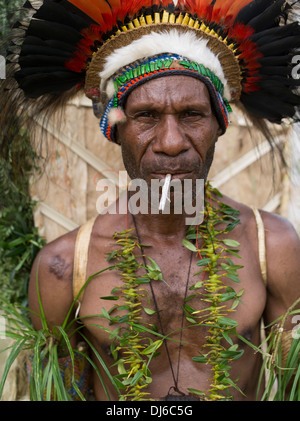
[{"xmin": 125, "ymin": 74, "xmax": 211, "ymax": 106}]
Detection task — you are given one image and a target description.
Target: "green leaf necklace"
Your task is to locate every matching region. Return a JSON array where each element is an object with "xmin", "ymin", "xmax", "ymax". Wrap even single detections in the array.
[
  {"xmin": 132, "ymin": 211, "xmax": 194, "ymax": 400},
  {"xmin": 104, "ymin": 182, "xmax": 244, "ymax": 400}
]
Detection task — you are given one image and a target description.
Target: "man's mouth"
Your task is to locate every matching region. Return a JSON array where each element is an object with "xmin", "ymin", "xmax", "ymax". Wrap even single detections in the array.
[{"xmin": 150, "ymin": 171, "xmax": 193, "ymax": 180}]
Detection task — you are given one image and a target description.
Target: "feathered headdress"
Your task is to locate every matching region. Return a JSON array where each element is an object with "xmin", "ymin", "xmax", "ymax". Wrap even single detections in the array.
[{"xmin": 1, "ymin": 0, "xmax": 300, "ymax": 149}]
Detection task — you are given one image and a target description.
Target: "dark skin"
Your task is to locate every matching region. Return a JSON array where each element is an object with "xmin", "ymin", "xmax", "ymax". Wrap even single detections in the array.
[{"xmin": 29, "ymin": 76, "xmax": 300, "ymax": 400}]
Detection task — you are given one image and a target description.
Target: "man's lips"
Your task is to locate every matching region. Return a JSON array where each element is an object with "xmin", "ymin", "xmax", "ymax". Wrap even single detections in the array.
[{"xmin": 150, "ymin": 171, "xmax": 193, "ymax": 180}]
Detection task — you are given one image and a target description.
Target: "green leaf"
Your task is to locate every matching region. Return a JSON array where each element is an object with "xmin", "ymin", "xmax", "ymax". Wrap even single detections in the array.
[
  {"xmin": 130, "ymin": 370, "xmax": 144, "ymax": 386},
  {"xmin": 141, "ymin": 339, "xmax": 163, "ymax": 355},
  {"xmin": 186, "ymin": 317, "xmax": 197, "ymax": 324},
  {"xmin": 227, "ymin": 274, "xmax": 241, "ymax": 283},
  {"xmin": 101, "ymin": 307, "xmax": 111, "ymax": 320},
  {"xmin": 221, "ymin": 263, "xmax": 244, "ymax": 273},
  {"xmin": 187, "ymin": 388, "xmax": 206, "ymax": 396},
  {"xmin": 196, "ymin": 257, "xmax": 211, "ymax": 266},
  {"xmin": 135, "ymin": 277, "xmax": 151, "ymax": 284},
  {"xmin": 182, "ymin": 239, "xmax": 198, "ymax": 252},
  {"xmin": 184, "ymin": 303, "xmax": 196, "ymax": 314},
  {"xmin": 143, "ymin": 307, "xmax": 157, "ymax": 315},
  {"xmin": 100, "ymin": 296, "xmax": 119, "ymax": 301},
  {"xmin": 226, "ymin": 249, "xmax": 242, "ymax": 259},
  {"xmin": 221, "ymin": 330, "xmax": 234, "ymax": 346},
  {"xmin": 231, "ymin": 299, "xmax": 240, "ymax": 310},
  {"xmin": 218, "ymin": 317, "xmax": 238, "ymax": 327},
  {"xmin": 192, "ymin": 356, "xmax": 208, "ymax": 363},
  {"xmin": 220, "ymin": 349, "xmax": 244, "ymax": 360},
  {"xmin": 223, "ymin": 239, "xmax": 240, "ymax": 248},
  {"xmin": 118, "ymin": 315, "xmax": 130, "ymax": 323},
  {"xmin": 147, "ymin": 256, "xmax": 162, "ymax": 271},
  {"xmin": 189, "ymin": 281, "xmax": 203, "ymax": 290},
  {"xmin": 184, "ymin": 294, "xmax": 196, "ymax": 302},
  {"xmin": 219, "ymin": 291, "xmax": 237, "ymax": 302}
]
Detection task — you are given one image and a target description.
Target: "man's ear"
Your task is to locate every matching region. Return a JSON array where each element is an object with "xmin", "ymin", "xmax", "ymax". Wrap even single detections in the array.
[
  {"xmin": 215, "ymin": 122, "xmax": 223, "ymax": 140},
  {"xmin": 115, "ymin": 126, "xmax": 121, "ymax": 145},
  {"xmin": 217, "ymin": 126, "xmax": 223, "ymax": 138}
]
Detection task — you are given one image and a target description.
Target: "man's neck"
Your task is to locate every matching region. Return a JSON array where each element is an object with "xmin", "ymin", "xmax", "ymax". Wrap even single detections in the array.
[
  {"xmin": 130, "ymin": 211, "xmax": 191, "ymax": 243},
  {"xmin": 116, "ymin": 189, "xmax": 202, "ymax": 243}
]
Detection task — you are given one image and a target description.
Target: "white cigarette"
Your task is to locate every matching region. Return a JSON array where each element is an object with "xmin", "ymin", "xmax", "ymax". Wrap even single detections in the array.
[{"xmin": 159, "ymin": 174, "xmax": 171, "ymax": 211}]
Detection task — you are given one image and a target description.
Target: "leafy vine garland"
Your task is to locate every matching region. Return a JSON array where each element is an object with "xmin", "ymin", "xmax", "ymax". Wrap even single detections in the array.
[{"xmin": 102, "ymin": 182, "xmax": 245, "ymax": 401}]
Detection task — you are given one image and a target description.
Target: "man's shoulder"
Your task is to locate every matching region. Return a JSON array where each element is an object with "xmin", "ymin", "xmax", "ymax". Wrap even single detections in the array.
[
  {"xmin": 37, "ymin": 228, "xmax": 79, "ymax": 270},
  {"xmin": 259, "ymin": 209, "xmax": 300, "ymax": 260},
  {"xmin": 30, "ymin": 227, "xmax": 81, "ymax": 294},
  {"xmin": 219, "ymin": 193, "xmax": 300, "ymax": 247},
  {"xmin": 220, "ymin": 193, "xmax": 295, "ymax": 228},
  {"xmin": 31, "ymin": 213, "xmax": 117, "ymax": 283}
]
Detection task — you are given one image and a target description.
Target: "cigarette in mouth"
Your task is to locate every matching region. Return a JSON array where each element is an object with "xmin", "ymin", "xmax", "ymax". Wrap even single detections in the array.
[{"xmin": 159, "ymin": 174, "xmax": 171, "ymax": 212}]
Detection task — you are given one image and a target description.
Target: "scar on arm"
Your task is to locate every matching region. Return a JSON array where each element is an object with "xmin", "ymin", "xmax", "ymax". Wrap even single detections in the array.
[{"xmin": 49, "ymin": 255, "xmax": 71, "ymax": 280}]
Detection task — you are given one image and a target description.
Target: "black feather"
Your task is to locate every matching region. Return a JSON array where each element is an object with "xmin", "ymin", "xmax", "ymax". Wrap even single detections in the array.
[
  {"xmin": 19, "ymin": 54, "xmax": 69, "ymax": 67},
  {"xmin": 20, "ymin": 44, "xmax": 73, "ymax": 58},
  {"xmin": 259, "ymin": 80, "xmax": 300, "ymax": 105},
  {"xmin": 258, "ymin": 36, "xmax": 300, "ymax": 56},
  {"xmin": 27, "ymin": 20, "xmax": 81, "ymax": 45},
  {"xmin": 259, "ymin": 66, "xmax": 291, "ymax": 76},
  {"xmin": 250, "ymin": 22, "xmax": 300, "ymax": 46},
  {"xmin": 16, "ymin": 71, "xmax": 83, "ymax": 98},
  {"xmin": 259, "ymin": 74, "xmax": 300, "ymax": 87},
  {"xmin": 34, "ymin": 0, "xmax": 90, "ymax": 31},
  {"xmin": 241, "ymin": 91, "xmax": 297, "ymax": 122},
  {"xmin": 21, "ymin": 36, "xmax": 77, "ymax": 55},
  {"xmin": 247, "ymin": 0, "xmax": 286, "ymax": 32},
  {"xmin": 235, "ymin": 0, "xmax": 275, "ymax": 25},
  {"xmin": 258, "ymin": 54, "xmax": 293, "ymax": 66}
]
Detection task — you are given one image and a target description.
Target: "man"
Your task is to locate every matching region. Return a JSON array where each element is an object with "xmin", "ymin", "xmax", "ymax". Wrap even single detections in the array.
[
  {"xmin": 28, "ymin": 72, "xmax": 300, "ymax": 401},
  {"xmin": 2, "ymin": 0, "xmax": 300, "ymax": 401}
]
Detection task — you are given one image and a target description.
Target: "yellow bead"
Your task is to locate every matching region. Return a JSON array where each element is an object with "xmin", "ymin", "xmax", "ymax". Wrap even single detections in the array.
[
  {"xmin": 162, "ymin": 10, "xmax": 169, "ymax": 23},
  {"xmin": 154, "ymin": 12, "xmax": 160, "ymax": 24}
]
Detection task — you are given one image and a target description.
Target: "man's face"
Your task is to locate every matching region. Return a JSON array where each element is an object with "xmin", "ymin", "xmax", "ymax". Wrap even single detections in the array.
[{"xmin": 116, "ymin": 75, "xmax": 222, "ymax": 188}]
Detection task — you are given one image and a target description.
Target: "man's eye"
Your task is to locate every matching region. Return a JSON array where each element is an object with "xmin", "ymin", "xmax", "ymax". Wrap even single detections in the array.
[
  {"xmin": 134, "ymin": 111, "xmax": 158, "ymax": 122},
  {"xmin": 182, "ymin": 111, "xmax": 203, "ymax": 119},
  {"xmin": 136, "ymin": 111, "xmax": 155, "ymax": 118}
]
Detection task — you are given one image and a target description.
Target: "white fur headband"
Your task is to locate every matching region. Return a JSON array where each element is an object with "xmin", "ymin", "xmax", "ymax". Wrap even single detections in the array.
[{"xmin": 99, "ymin": 29, "xmax": 231, "ymax": 100}]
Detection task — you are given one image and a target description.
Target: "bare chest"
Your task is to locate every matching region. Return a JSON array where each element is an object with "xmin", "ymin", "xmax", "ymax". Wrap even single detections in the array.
[
  {"xmin": 78, "ymin": 236, "xmax": 267, "ymax": 400},
  {"xmin": 79, "ymin": 242, "xmax": 266, "ymax": 349}
]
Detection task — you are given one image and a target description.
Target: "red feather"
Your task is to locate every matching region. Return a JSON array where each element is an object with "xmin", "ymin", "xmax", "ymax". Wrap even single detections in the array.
[
  {"xmin": 185, "ymin": 0, "xmax": 214, "ymax": 21},
  {"xmin": 66, "ymin": 0, "xmax": 111, "ymax": 25}
]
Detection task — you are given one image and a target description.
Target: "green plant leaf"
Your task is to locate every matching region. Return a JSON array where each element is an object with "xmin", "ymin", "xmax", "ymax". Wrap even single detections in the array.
[
  {"xmin": 218, "ymin": 317, "xmax": 238, "ymax": 327},
  {"xmin": 143, "ymin": 307, "xmax": 157, "ymax": 315},
  {"xmin": 182, "ymin": 239, "xmax": 198, "ymax": 252},
  {"xmin": 227, "ymin": 274, "xmax": 241, "ymax": 283},
  {"xmin": 141, "ymin": 340, "xmax": 163, "ymax": 355},
  {"xmin": 192, "ymin": 355, "xmax": 208, "ymax": 363},
  {"xmin": 196, "ymin": 257, "xmax": 211, "ymax": 266},
  {"xmin": 223, "ymin": 239, "xmax": 240, "ymax": 248}
]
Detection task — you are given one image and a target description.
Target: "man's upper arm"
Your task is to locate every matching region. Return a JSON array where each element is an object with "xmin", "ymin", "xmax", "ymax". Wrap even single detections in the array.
[
  {"xmin": 263, "ymin": 212, "xmax": 300, "ymax": 330},
  {"xmin": 28, "ymin": 233, "xmax": 77, "ymax": 333}
]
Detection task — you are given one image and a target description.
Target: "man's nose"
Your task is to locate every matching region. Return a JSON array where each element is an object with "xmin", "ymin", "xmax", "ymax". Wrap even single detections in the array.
[{"xmin": 152, "ymin": 114, "xmax": 190, "ymax": 156}]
